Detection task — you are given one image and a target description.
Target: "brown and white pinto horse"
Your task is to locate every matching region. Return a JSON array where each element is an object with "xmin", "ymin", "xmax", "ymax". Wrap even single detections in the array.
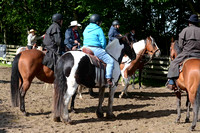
[
  {"xmin": 11, "ymin": 49, "xmax": 54, "ymax": 116},
  {"xmin": 170, "ymin": 40, "xmax": 200, "ymax": 131},
  {"xmin": 119, "ymin": 36, "xmax": 161, "ymax": 98}
]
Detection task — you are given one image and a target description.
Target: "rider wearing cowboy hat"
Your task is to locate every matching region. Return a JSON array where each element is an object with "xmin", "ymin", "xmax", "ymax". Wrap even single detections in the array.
[
  {"xmin": 27, "ymin": 29, "xmax": 44, "ymax": 49},
  {"xmin": 64, "ymin": 20, "xmax": 82, "ymax": 52},
  {"xmin": 167, "ymin": 14, "xmax": 200, "ymax": 90}
]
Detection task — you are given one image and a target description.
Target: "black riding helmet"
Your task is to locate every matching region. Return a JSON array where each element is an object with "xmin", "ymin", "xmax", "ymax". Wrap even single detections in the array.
[
  {"xmin": 112, "ymin": 20, "xmax": 120, "ymax": 26},
  {"xmin": 52, "ymin": 13, "xmax": 63, "ymax": 22},
  {"xmin": 90, "ymin": 14, "xmax": 102, "ymax": 25}
]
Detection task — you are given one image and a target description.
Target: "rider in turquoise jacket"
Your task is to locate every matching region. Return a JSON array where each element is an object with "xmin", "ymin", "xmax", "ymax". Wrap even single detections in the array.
[
  {"xmin": 83, "ymin": 23, "xmax": 106, "ymax": 49},
  {"xmin": 83, "ymin": 14, "xmax": 114, "ymax": 87}
]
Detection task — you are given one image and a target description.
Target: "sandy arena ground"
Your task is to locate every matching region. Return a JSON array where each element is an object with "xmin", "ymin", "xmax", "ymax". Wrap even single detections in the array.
[{"xmin": 0, "ymin": 66, "xmax": 199, "ymax": 133}]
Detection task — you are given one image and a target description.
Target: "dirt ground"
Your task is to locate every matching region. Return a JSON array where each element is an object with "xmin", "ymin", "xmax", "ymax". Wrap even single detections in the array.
[{"xmin": 0, "ymin": 66, "xmax": 199, "ymax": 133}]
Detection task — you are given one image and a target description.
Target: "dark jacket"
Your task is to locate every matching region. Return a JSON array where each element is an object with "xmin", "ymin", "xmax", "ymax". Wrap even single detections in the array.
[
  {"xmin": 64, "ymin": 27, "xmax": 81, "ymax": 50},
  {"xmin": 125, "ymin": 32, "xmax": 137, "ymax": 43},
  {"xmin": 42, "ymin": 22, "xmax": 63, "ymax": 70},
  {"xmin": 167, "ymin": 24, "xmax": 200, "ymax": 78},
  {"xmin": 108, "ymin": 26, "xmax": 120, "ymax": 44}
]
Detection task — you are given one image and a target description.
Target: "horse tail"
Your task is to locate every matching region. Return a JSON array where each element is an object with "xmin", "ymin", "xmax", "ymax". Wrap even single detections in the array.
[
  {"xmin": 53, "ymin": 54, "xmax": 72, "ymax": 118},
  {"xmin": 11, "ymin": 53, "xmax": 22, "ymax": 107}
]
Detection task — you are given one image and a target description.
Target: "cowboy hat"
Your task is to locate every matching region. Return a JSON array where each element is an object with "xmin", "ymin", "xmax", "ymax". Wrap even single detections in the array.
[
  {"xmin": 69, "ymin": 20, "xmax": 81, "ymax": 27},
  {"xmin": 29, "ymin": 29, "xmax": 36, "ymax": 33},
  {"xmin": 188, "ymin": 14, "xmax": 200, "ymax": 23}
]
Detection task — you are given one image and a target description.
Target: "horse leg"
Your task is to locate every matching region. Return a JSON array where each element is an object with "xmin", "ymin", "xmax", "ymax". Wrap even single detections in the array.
[
  {"xmin": 121, "ymin": 77, "xmax": 125, "ymax": 86},
  {"xmin": 131, "ymin": 74, "xmax": 135, "ymax": 89},
  {"xmin": 89, "ymin": 88, "xmax": 97, "ymax": 97},
  {"xmin": 96, "ymin": 87, "xmax": 105, "ymax": 118},
  {"xmin": 77, "ymin": 85, "xmax": 83, "ymax": 99},
  {"xmin": 189, "ymin": 91, "xmax": 200, "ymax": 131},
  {"xmin": 70, "ymin": 92, "xmax": 77, "ymax": 113},
  {"xmin": 175, "ymin": 91, "xmax": 181, "ymax": 123},
  {"xmin": 138, "ymin": 68, "xmax": 142, "ymax": 89},
  {"xmin": 20, "ymin": 80, "xmax": 31, "ymax": 116},
  {"xmin": 119, "ymin": 78, "xmax": 130, "ymax": 98},
  {"xmin": 185, "ymin": 93, "xmax": 191, "ymax": 123},
  {"xmin": 62, "ymin": 84, "xmax": 78, "ymax": 124},
  {"xmin": 106, "ymin": 86, "xmax": 117, "ymax": 118}
]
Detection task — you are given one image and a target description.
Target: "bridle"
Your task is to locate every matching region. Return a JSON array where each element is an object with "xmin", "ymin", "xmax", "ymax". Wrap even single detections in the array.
[{"xmin": 143, "ymin": 37, "xmax": 160, "ymax": 65}]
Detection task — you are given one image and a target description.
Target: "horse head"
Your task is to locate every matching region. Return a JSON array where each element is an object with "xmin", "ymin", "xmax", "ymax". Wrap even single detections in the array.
[
  {"xmin": 170, "ymin": 39, "xmax": 182, "ymax": 61},
  {"xmin": 145, "ymin": 36, "xmax": 161, "ymax": 58}
]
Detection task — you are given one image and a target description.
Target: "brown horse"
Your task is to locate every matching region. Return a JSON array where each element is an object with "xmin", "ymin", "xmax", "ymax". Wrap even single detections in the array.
[
  {"xmin": 119, "ymin": 36, "xmax": 161, "ymax": 98},
  {"xmin": 11, "ymin": 49, "xmax": 54, "ymax": 116},
  {"xmin": 170, "ymin": 40, "xmax": 200, "ymax": 131}
]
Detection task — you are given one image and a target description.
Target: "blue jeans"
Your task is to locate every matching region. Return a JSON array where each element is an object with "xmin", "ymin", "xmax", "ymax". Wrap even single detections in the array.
[{"xmin": 86, "ymin": 46, "xmax": 114, "ymax": 79}]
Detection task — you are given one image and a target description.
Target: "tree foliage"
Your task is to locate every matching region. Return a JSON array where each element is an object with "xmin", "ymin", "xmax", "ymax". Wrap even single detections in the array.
[{"xmin": 0, "ymin": 0, "xmax": 199, "ymax": 55}]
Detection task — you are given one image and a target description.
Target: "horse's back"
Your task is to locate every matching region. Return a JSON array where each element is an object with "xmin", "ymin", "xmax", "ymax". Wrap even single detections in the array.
[{"xmin": 18, "ymin": 49, "xmax": 52, "ymax": 81}]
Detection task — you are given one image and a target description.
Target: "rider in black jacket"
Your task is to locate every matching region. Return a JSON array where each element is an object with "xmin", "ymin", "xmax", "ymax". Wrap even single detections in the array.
[{"xmin": 42, "ymin": 13, "xmax": 64, "ymax": 70}]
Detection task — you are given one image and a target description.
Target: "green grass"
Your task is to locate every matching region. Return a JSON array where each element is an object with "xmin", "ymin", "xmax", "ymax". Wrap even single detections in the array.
[{"xmin": 0, "ymin": 62, "xmax": 12, "ymax": 67}]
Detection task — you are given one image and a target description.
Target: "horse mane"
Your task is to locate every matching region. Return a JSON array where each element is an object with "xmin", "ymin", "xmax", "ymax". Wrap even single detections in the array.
[{"xmin": 174, "ymin": 40, "xmax": 182, "ymax": 55}]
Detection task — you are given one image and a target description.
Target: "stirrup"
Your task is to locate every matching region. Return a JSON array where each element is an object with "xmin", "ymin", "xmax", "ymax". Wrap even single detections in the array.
[{"xmin": 107, "ymin": 79, "xmax": 114, "ymax": 88}]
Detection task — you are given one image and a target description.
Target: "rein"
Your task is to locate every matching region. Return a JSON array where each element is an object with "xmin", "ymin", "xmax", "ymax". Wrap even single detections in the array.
[
  {"xmin": 143, "ymin": 48, "xmax": 160, "ymax": 66},
  {"xmin": 108, "ymin": 53, "xmax": 120, "ymax": 63}
]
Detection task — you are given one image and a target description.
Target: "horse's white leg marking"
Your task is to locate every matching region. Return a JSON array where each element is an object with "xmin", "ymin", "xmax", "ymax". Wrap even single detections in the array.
[
  {"xmin": 77, "ymin": 85, "xmax": 83, "ymax": 99},
  {"xmin": 62, "ymin": 77, "xmax": 78, "ymax": 121},
  {"xmin": 119, "ymin": 77, "xmax": 130, "ymax": 98}
]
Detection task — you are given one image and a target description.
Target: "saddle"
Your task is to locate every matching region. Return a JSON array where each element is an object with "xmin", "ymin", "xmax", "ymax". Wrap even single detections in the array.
[
  {"xmin": 82, "ymin": 47, "xmax": 106, "ymax": 69},
  {"xmin": 82, "ymin": 47, "xmax": 107, "ymax": 87}
]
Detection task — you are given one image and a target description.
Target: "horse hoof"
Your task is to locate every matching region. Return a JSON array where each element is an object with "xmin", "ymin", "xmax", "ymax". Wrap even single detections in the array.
[
  {"xmin": 106, "ymin": 112, "xmax": 116, "ymax": 119},
  {"xmin": 185, "ymin": 118, "xmax": 190, "ymax": 123},
  {"xmin": 53, "ymin": 117, "xmax": 61, "ymax": 122},
  {"xmin": 175, "ymin": 118, "xmax": 180, "ymax": 123},
  {"xmin": 96, "ymin": 110, "xmax": 104, "ymax": 118},
  {"xmin": 63, "ymin": 119, "xmax": 73, "ymax": 125},
  {"xmin": 23, "ymin": 112, "xmax": 29, "ymax": 116},
  {"xmin": 70, "ymin": 109, "xmax": 77, "ymax": 113},
  {"xmin": 190, "ymin": 125, "xmax": 195, "ymax": 131}
]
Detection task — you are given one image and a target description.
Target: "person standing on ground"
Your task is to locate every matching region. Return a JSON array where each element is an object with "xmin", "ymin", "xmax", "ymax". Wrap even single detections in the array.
[{"xmin": 27, "ymin": 29, "xmax": 44, "ymax": 49}]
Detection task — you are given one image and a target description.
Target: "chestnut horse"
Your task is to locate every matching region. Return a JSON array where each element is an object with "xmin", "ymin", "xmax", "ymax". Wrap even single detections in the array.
[
  {"xmin": 170, "ymin": 40, "xmax": 200, "ymax": 131},
  {"xmin": 11, "ymin": 49, "xmax": 54, "ymax": 116},
  {"xmin": 119, "ymin": 36, "xmax": 161, "ymax": 98}
]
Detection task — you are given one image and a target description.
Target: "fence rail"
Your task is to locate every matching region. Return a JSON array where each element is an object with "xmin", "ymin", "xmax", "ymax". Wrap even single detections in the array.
[
  {"xmin": 142, "ymin": 56, "xmax": 170, "ymax": 80},
  {"xmin": 0, "ymin": 44, "xmax": 20, "ymax": 64}
]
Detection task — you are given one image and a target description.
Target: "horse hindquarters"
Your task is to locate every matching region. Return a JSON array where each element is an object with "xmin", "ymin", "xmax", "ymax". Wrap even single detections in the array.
[
  {"xmin": 183, "ymin": 59, "xmax": 200, "ymax": 130},
  {"xmin": 53, "ymin": 53, "xmax": 75, "ymax": 123},
  {"xmin": 11, "ymin": 53, "xmax": 22, "ymax": 107}
]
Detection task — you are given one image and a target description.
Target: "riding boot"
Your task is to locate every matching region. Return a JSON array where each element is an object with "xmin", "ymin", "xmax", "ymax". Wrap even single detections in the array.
[{"xmin": 166, "ymin": 79, "xmax": 176, "ymax": 90}]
